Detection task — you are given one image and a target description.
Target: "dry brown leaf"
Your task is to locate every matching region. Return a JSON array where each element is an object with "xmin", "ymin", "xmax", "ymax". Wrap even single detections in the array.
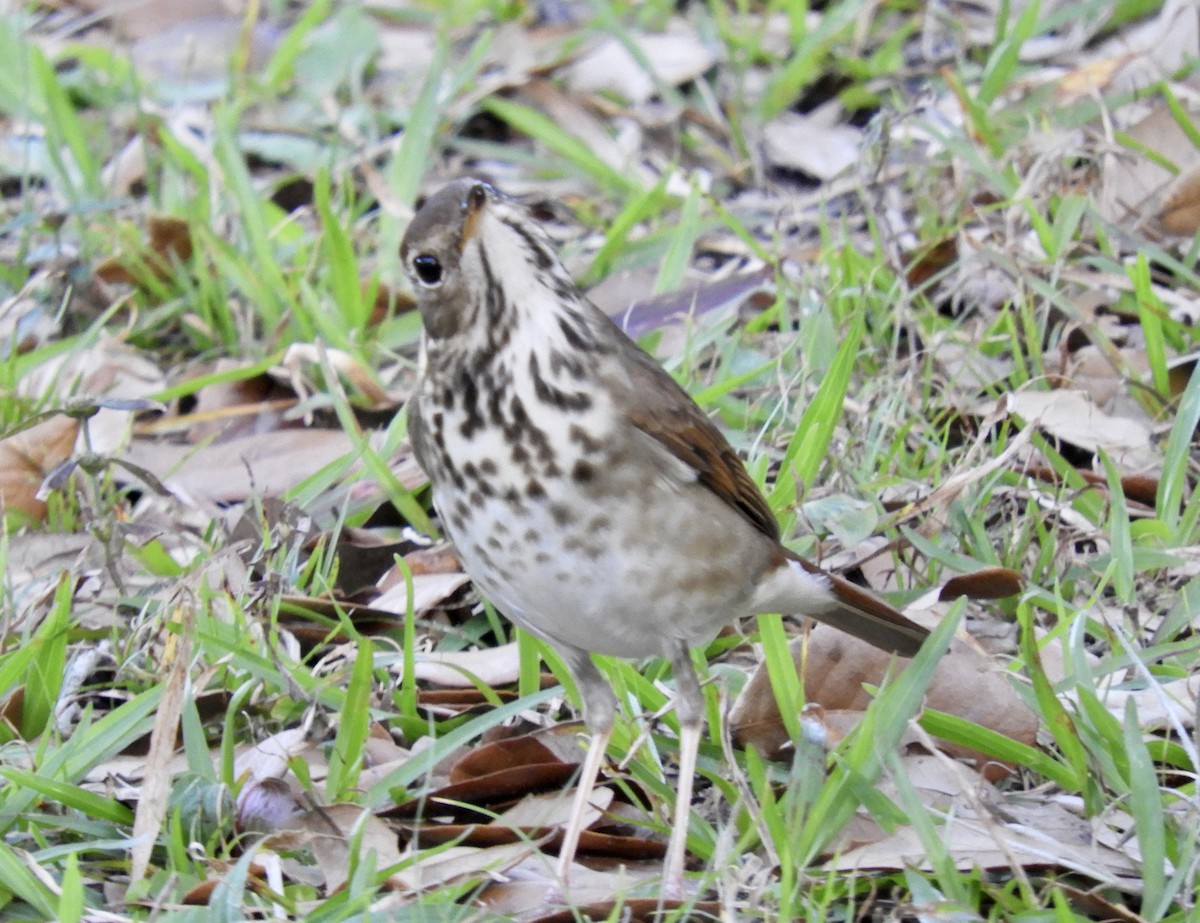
[
  {"xmin": 389, "ymin": 841, "xmax": 536, "ymax": 893},
  {"xmin": 179, "ymin": 861, "xmax": 270, "ymax": 905},
  {"xmin": 490, "ymin": 787, "xmax": 613, "ymax": 831},
  {"xmin": 730, "ymin": 631, "xmax": 1037, "ymax": 780},
  {"xmin": 416, "ymin": 687, "xmax": 521, "ymax": 720},
  {"xmin": 1099, "ymin": 102, "xmax": 1200, "ymax": 236},
  {"xmin": 122, "ymin": 429, "xmax": 380, "ymax": 503},
  {"xmin": 1161, "ymin": 168, "xmax": 1200, "ymax": 235},
  {"xmin": 368, "ymin": 18, "xmax": 436, "ymax": 81},
  {"xmin": 94, "ymin": 215, "xmax": 194, "ymax": 286},
  {"xmin": 826, "ymin": 756, "xmax": 1141, "ymax": 884},
  {"xmin": 940, "ymin": 567, "xmax": 1024, "ymax": 601},
  {"xmin": 130, "ymin": 605, "xmax": 192, "ymax": 882},
  {"xmin": 1095, "ymin": 0, "xmax": 1199, "ymax": 97},
  {"xmin": 1022, "ymin": 464, "xmax": 1159, "ymax": 508},
  {"xmin": 1004, "ymin": 389, "xmax": 1155, "ymax": 470},
  {"xmin": 1054, "ymin": 54, "xmax": 1134, "ymax": 103},
  {"xmin": 302, "ymin": 804, "xmax": 405, "ymax": 894},
  {"xmin": 479, "ymin": 864, "xmax": 699, "ymax": 919},
  {"xmin": 19, "ymin": 337, "xmax": 167, "ymax": 449},
  {"xmin": 0, "ymin": 416, "xmax": 79, "ymax": 520},
  {"xmin": 1049, "ymin": 343, "xmax": 1150, "ymax": 420},
  {"xmin": 450, "ymin": 735, "xmax": 566, "ymax": 784},
  {"xmin": 277, "ymin": 343, "xmax": 393, "ymax": 408},
  {"xmin": 130, "ymin": 18, "xmax": 280, "ymax": 86},
  {"xmin": 387, "ymin": 762, "xmax": 579, "ymax": 822},
  {"xmin": 128, "ymin": 362, "xmax": 298, "ymax": 444},
  {"xmin": 67, "ymin": 0, "xmax": 241, "ymax": 40}
]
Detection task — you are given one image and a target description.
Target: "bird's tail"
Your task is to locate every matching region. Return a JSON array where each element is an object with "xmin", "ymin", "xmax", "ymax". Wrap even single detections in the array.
[{"xmin": 786, "ymin": 550, "xmax": 928, "ymax": 657}]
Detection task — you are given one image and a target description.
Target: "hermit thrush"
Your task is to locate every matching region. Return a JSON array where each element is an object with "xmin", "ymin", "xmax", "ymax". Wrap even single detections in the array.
[{"xmin": 401, "ymin": 179, "xmax": 928, "ymax": 899}]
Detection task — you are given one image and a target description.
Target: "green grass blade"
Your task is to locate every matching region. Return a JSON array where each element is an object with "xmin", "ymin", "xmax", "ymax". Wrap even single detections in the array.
[
  {"xmin": 328, "ymin": 637, "xmax": 373, "ymax": 801},
  {"xmin": 768, "ymin": 311, "xmax": 863, "ymax": 511},
  {"xmin": 1123, "ymin": 697, "xmax": 1167, "ymax": 916},
  {"xmin": 1157, "ymin": 361, "xmax": 1200, "ymax": 530},
  {"xmin": 1100, "ymin": 450, "xmax": 1134, "ymax": 603},
  {"xmin": 482, "ymin": 96, "xmax": 642, "ymax": 198}
]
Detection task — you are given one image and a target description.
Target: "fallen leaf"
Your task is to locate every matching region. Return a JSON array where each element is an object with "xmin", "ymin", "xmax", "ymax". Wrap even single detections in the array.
[
  {"xmin": 565, "ymin": 21, "xmax": 718, "ymax": 105},
  {"xmin": 94, "ymin": 215, "xmax": 194, "ymax": 286},
  {"xmin": 1099, "ymin": 102, "xmax": 1200, "ymax": 236},
  {"xmin": 0, "ymin": 416, "xmax": 79, "ymax": 520},
  {"xmin": 762, "ymin": 110, "xmax": 862, "ymax": 181},
  {"xmin": 1004, "ymin": 390, "xmax": 1155, "ymax": 470},
  {"xmin": 731, "ymin": 631, "xmax": 1037, "ymax": 779}
]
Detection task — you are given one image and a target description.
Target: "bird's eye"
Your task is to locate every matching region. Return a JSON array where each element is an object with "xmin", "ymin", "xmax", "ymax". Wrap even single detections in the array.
[{"xmin": 413, "ymin": 254, "xmax": 443, "ymax": 287}]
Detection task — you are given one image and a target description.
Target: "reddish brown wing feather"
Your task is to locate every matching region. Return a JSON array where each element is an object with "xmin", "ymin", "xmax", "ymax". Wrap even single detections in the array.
[
  {"xmin": 618, "ymin": 337, "xmax": 781, "ymax": 543},
  {"xmin": 610, "ymin": 321, "xmax": 930, "ymax": 657}
]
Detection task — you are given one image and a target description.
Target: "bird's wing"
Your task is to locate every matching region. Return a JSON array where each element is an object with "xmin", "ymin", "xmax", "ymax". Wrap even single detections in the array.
[{"xmin": 616, "ymin": 332, "xmax": 782, "ymax": 544}]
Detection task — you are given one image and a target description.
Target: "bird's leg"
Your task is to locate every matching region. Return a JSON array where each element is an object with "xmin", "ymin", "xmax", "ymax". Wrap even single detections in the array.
[
  {"xmin": 662, "ymin": 641, "xmax": 705, "ymax": 902},
  {"xmin": 552, "ymin": 650, "xmax": 617, "ymax": 901}
]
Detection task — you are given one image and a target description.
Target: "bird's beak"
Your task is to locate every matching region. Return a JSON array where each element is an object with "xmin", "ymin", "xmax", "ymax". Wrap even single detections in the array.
[{"xmin": 459, "ymin": 183, "xmax": 490, "ymax": 250}]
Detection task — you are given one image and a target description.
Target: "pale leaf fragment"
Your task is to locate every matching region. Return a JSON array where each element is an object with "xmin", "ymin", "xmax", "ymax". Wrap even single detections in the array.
[
  {"xmin": 1099, "ymin": 103, "xmax": 1200, "ymax": 236},
  {"xmin": 302, "ymin": 805, "xmax": 405, "ymax": 894},
  {"xmin": 130, "ymin": 606, "xmax": 192, "ymax": 882},
  {"xmin": 565, "ymin": 21, "xmax": 717, "ymax": 105},
  {"xmin": 121, "ymin": 429, "xmax": 383, "ymax": 503},
  {"xmin": 762, "ymin": 110, "xmax": 862, "ymax": 181},
  {"xmin": 404, "ymin": 641, "xmax": 523, "ymax": 688},
  {"xmin": 1003, "ymin": 390, "xmax": 1155, "ymax": 470},
  {"xmin": 371, "ymin": 572, "xmax": 471, "ymax": 617}
]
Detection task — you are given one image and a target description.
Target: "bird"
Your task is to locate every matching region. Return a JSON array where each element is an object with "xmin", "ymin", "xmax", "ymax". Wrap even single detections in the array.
[{"xmin": 400, "ymin": 179, "xmax": 929, "ymax": 900}]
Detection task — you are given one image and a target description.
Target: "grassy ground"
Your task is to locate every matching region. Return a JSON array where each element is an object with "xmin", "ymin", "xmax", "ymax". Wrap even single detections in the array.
[{"xmin": 1, "ymin": 0, "xmax": 1198, "ymax": 920}]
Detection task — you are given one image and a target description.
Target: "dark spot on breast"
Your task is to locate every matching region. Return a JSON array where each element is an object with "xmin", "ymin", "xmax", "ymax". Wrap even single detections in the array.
[
  {"xmin": 569, "ymin": 424, "xmax": 604, "ymax": 453},
  {"xmin": 550, "ymin": 504, "xmax": 575, "ymax": 526},
  {"xmin": 535, "ymin": 551, "xmax": 552, "ymax": 564},
  {"xmin": 586, "ymin": 514, "xmax": 610, "ymax": 532},
  {"xmin": 529, "ymin": 354, "xmax": 592, "ymax": 412},
  {"xmin": 523, "ymin": 527, "xmax": 539, "ymax": 543},
  {"xmin": 510, "ymin": 395, "xmax": 528, "ymax": 426},
  {"xmin": 552, "ymin": 276, "xmax": 577, "ymax": 304},
  {"xmin": 480, "ymin": 458, "xmax": 497, "ymax": 475},
  {"xmin": 471, "ymin": 545, "xmax": 496, "ymax": 568},
  {"xmin": 458, "ymin": 372, "xmax": 484, "ymax": 439},
  {"xmin": 526, "ymin": 480, "xmax": 546, "ymax": 499},
  {"xmin": 549, "ymin": 349, "xmax": 584, "ymax": 379},
  {"xmin": 558, "ymin": 315, "xmax": 598, "ymax": 353},
  {"xmin": 486, "ymin": 536, "xmax": 503, "ymax": 551},
  {"xmin": 572, "ymin": 460, "xmax": 595, "ymax": 483}
]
